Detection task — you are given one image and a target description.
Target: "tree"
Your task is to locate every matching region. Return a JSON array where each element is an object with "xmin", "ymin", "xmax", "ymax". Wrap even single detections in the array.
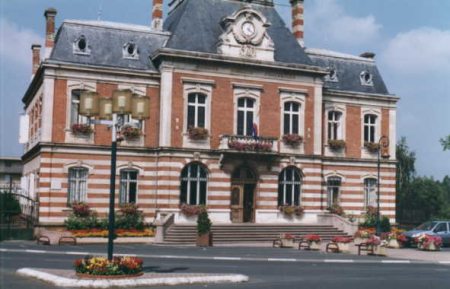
[
  {"xmin": 440, "ymin": 135, "xmax": 450, "ymax": 151},
  {"xmin": 395, "ymin": 137, "xmax": 416, "ymax": 223}
]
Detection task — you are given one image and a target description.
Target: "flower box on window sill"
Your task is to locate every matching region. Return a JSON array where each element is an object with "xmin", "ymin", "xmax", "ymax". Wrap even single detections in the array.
[
  {"xmin": 364, "ymin": 142, "xmax": 380, "ymax": 153},
  {"xmin": 71, "ymin": 124, "xmax": 93, "ymax": 137},
  {"xmin": 228, "ymin": 140, "xmax": 272, "ymax": 152},
  {"xmin": 180, "ymin": 204, "xmax": 206, "ymax": 217},
  {"xmin": 282, "ymin": 134, "xmax": 303, "ymax": 147},
  {"xmin": 187, "ymin": 127, "xmax": 209, "ymax": 141},
  {"xmin": 120, "ymin": 125, "xmax": 142, "ymax": 141},
  {"xmin": 278, "ymin": 205, "xmax": 304, "ymax": 217},
  {"xmin": 328, "ymin": 139, "xmax": 346, "ymax": 151}
]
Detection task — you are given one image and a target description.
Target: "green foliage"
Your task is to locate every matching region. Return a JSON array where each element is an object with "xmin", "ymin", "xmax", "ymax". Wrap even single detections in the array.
[
  {"xmin": 440, "ymin": 135, "xmax": 450, "ymax": 151},
  {"xmin": 115, "ymin": 203, "xmax": 144, "ymax": 230},
  {"xmin": 0, "ymin": 192, "xmax": 22, "ymax": 219},
  {"xmin": 197, "ymin": 209, "xmax": 212, "ymax": 235},
  {"xmin": 380, "ymin": 216, "xmax": 391, "ymax": 233},
  {"xmin": 360, "ymin": 206, "xmax": 377, "ymax": 227},
  {"xmin": 64, "ymin": 214, "xmax": 100, "ymax": 230}
]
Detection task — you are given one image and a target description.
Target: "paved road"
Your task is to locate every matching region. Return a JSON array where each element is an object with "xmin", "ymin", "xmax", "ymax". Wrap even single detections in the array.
[{"xmin": 1, "ymin": 241, "xmax": 450, "ymax": 289}]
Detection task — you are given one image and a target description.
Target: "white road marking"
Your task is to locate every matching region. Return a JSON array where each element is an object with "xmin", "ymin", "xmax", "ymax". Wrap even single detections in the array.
[
  {"xmin": 267, "ymin": 258, "xmax": 297, "ymax": 262},
  {"xmin": 65, "ymin": 251, "xmax": 89, "ymax": 255},
  {"xmin": 382, "ymin": 260, "xmax": 411, "ymax": 264},
  {"xmin": 324, "ymin": 259, "xmax": 354, "ymax": 263},
  {"xmin": 25, "ymin": 249, "xmax": 46, "ymax": 254},
  {"xmin": 213, "ymin": 257, "xmax": 242, "ymax": 261}
]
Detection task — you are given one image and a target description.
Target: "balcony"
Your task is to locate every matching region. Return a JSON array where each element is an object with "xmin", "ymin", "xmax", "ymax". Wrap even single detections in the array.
[{"xmin": 219, "ymin": 135, "xmax": 278, "ymax": 153}]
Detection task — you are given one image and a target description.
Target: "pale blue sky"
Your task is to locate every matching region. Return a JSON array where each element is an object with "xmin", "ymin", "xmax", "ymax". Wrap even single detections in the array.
[{"xmin": 1, "ymin": 0, "xmax": 449, "ymax": 179}]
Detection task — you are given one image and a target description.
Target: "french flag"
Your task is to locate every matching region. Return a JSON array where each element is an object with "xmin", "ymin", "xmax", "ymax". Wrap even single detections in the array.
[{"xmin": 252, "ymin": 123, "xmax": 258, "ymax": 138}]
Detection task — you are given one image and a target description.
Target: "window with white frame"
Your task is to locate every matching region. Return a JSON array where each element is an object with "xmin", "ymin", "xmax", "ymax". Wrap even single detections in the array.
[
  {"xmin": 278, "ymin": 167, "xmax": 302, "ymax": 206},
  {"xmin": 187, "ymin": 93, "xmax": 206, "ymax": 129},
  {"xmin": 327, "ymin": 176, "xmax": 342, "ymax": 208},
  {"xmin": 180, "ymin": 163, "xmax": 208, "ymax": 205},
  {"xmin": 119, "ymin": 169, "xmax": 138, "ymax": 204},
  {"xmin": 364, "ymin": 178, "xmax": 377, "ymax": 208},
  {"xmin": 283, "ymin": 102, "xmax": 300, "ymax": 135},
  {"xmin": 68, "ymin": 167, "xmax": 88, "ymax": 204},
  {"xmin": 328, "ymin": 111, "xmax": 342, "ymax": 140},
  {"xmin": 364, "ymin": 114, "xmax": 377, "ymax": 143},
  {"xmin": 237, "ymin": 97, "xmax": 255, "ymax": 136},
  {"xmin": 70, "ymin": 90, "xmax": 89, "ymax": 126}
]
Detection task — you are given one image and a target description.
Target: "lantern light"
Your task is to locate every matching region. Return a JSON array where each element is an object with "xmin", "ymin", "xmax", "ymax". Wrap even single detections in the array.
[
  {"xmin": 112, "ymin": 89, "xmax": 132, "ymax": 114},
  {"xmin": 79, "ymin": 91, "xmax": 100, "ymax": 117},
  {"xmin": 131, "ymin": 94, "xmax": 150, "ymax": 120},
  {"xmin": 99, "ymin": 98, "xmax": 113, "ymax": 120}
]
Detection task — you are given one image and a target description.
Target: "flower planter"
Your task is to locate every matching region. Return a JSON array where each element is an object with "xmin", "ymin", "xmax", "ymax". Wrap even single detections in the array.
[
  {"xmin": 76, "ymin": 272, "xmax": 144, "ymax": 279},
  {"xmin": 420, "ymin": 243, "xmax": 440, "ymax": 251},
  {"xmin": 336, "ymin": 242, "xmax": 350, "ymax": 253},
  {"xmin": 309, "ymin": 241, "xmax": 321, "ymax": 251},
  {"xmin": 281, "ymin": 238, "xmax": 295, "ymax": 248},
  {"xmin": 387, "ymin": 239, "xmax": 400, "ymax": 249},
  {"xmin": 354, "ymin": 237, "xmax": 369, "ymax": 245},
  {"xmin": 372, "ymin": 245, "xmax": 387, "ymax": 256},
  {"xmin": 197, "ymin": 232, "xmax": 213, "ymax": 247}
]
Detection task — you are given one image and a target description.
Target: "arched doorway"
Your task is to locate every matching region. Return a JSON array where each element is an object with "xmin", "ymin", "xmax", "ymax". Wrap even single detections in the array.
[{"xmin": 230, "ymin": 166, "xmax": 257, "ymax": 223}]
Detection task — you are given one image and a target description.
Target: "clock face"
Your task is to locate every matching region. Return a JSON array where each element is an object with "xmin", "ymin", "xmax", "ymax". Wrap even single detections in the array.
[{"xmin": 242, "ymin": 21, "xmax": 256, "ymax": 37}]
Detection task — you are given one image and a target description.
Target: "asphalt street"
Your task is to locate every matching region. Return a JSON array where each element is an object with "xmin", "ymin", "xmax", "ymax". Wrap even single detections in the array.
[{"xmin": 1, "ymin": 241, "xmax": 450, "ymax": 289}]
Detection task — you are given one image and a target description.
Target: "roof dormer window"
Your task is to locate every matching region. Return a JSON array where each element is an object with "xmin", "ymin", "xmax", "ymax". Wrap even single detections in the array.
[
  {"xmin": 326, "ymin": 67, "xmax": 338, "ymax": 82},
  {"xmin": 360, "ymin": 71, "xmax": 373, "ymax": 86},
  {"xmin": 73, "ymin": 35, "xmax": 91, "ymax": 55},
  {"xmin": 123, "ymin": 42, "xmax": 139, "ymax": 60}
]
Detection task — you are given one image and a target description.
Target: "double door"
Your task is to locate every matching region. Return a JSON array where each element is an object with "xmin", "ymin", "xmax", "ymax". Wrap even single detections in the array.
[{"xmin": 231, "ymin": 183, "xmax": 255, "ymax": 223}]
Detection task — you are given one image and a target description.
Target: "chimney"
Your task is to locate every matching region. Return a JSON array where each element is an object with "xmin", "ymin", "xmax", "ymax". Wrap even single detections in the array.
[
  {"xmin": 151, "ymin": 0, "xmax": 163, "ymax": 30},
  {"xmin": 44, "ymin": 8, "xmax": 57, "ymax": 58},
  {"xmin": 290, "ymin": 0, "xmax": 304, "ymax": 47},
  {"xmin": 31, "ymin": 44, "xmax": 41, "ymax": 76}
]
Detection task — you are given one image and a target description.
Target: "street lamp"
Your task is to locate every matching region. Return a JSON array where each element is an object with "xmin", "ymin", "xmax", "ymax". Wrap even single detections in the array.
[
  {"xmin": 79, "ymin": 89, "xmax": 150, "ymax": 260},
  {"xmin": 376, "ymin": 135, "xmax": 390, "ymax": 236}
]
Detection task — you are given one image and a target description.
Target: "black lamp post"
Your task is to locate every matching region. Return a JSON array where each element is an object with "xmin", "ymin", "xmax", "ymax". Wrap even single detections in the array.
[
  {"xmin": 79, "ymin": 89, "xmax": 149, "ymax": 260},
  {"xmin": 376, "ymin": 135, "xmax": 390, "ymax": 236}
]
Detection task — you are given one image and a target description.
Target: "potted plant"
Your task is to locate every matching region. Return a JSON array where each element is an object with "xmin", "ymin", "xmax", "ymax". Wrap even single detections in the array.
[
  {"xmin": 278, "ymin": 205, "xmax": 304, "ymax": 218},
  {"xmin": 328, "ymin": 139, "xmax": 346, "ymax": 151},
  {"xmin": 327, "ymin": 204, "xmax": 345, "ymax": 216},
  {"xmin": 282, "ymin": 134, "xmax": 303, "ymax": 147},
  {"xmin": 416, "ymin": 234, "xmax": 442, "ymax": 251},
  {"xmin": 354, "ymin": 229, "xmax": 374, "ymax": 245},
  {"xmin": 304, "ymin": 234, "xmax": 321, "ymax": 250},
  {"xmin": 188, "ymin": 127, "xmax": 209, "ymax": 140},
  {"xmin": 180, "ymin": 204, "xmax": 203, "ymax": 217},
  {"xmin": 364, "ymin": 142, "xmax": 380, "ymax": 153},
  {"xmin": 71, "ymin": 123, "xmax": 93, "ymax": 136},
  {"xmin": 366, "ymin": 236, "xmax": 387, "ymax": 256},
  {"xmin": 121, "ymin": 125, "xmax": 142, "ymax": 141},
  {"xmin": 280, "ymin": 233, "xmax": 296, "ymax": 248},
  {"xmin": 331, "ymin": 236, "xmax": 353, "ymax": 252},
  {"xmin": 196, "ymin": 209, "xmax": 212, "ymax": 247}
]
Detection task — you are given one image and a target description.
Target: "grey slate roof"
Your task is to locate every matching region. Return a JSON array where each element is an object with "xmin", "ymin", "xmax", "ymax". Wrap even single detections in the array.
[
  {"xmin": 163, "ymin": 0, "xmax": 313, "ymax": 66},
  {"xmin": 306, "ymin": 49, "xmax": 390, "ymax": 95},
  {"xmin": 50, "ymin": 20, "xmax": 169, "ymax": 72}
]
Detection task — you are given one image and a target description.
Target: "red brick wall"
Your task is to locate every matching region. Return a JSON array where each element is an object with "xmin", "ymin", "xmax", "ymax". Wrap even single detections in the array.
[
  {"xmin": 145, "ymin": 86, "xmax": 160, "ymax": 147},
  {"xmin": 52, "ymin": 79, "xmax": 67, "ymax": 143},
  {"xmin": 346, "ymin": 105, "xmax": 361, "ymax": 158}
]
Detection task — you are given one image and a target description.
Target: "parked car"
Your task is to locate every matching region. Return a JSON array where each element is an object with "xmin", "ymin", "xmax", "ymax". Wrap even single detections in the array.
[{"xmin": 403, "ymin": 221, "xmax": 450, "ymax": 247}]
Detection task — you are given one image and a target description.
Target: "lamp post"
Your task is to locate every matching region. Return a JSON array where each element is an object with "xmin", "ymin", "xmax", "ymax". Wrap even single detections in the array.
[
  {"xmin": 376, "ymin": 135, "xmax": 390, "ymax": 236},
  {"xmin": 79, "ymin": 89, "xmax": 149, "ymax": 260}
]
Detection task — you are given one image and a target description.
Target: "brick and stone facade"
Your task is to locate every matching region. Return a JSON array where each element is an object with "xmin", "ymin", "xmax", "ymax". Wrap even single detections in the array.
[{"xmin": 20, "ymin": 0, "xmax": 398, "ymax": 227}]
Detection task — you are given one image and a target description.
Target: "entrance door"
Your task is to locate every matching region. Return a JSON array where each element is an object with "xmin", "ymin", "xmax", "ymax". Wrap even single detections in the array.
[{"xmin": 231, "ymin": 167, "xmax": 256, "ymax": 223}]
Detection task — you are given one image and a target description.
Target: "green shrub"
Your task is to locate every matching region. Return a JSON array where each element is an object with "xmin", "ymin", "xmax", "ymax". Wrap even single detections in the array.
[
  {"xmin": 380, "ymin": 216, "xmax": 391, "ymax": 233},
  {"xmin": 197, "ymin": 209, "xmax": 211, "ymax": 235},
  {"xmin": 64, "ymin": 214, "xmax": 100, "ymax": 230},
  {"xmin": 0, "ymin": 192, "xmax": 21, "ymax": 219},
  {"xmin": 115, "ymin": 213, "xmax": 144, "ymax": 230}
]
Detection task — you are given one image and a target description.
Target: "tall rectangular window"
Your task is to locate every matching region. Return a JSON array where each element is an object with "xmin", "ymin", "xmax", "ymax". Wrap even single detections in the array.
[
  {"xmin": 283, "ymin": 102, "xmax": 300, "ymax": 135},
  {"xmin": 70, "ymin": 90, "xmax": 88, "ymax": 125},
  {"xmin": 120, "ymin": 170, "xmax": 138, "ymax": 204},
  {"xmin": 364, "ymin": 114, "xmax": 377, "ymax": 143},
  {"xmin": 68, "ymin": 167, "xmax": 88, "ymax": 204},
  {"xmin": 327, "ymin": 177, "xmax": 341, "ymax": 208},
  {"xmin": 187, "ymin": 93, "xmax": 206, "ymax": 129},
  {"xmin": 364, "ymin": 178, "xmax": 377, "ymax": 208},
  {"xmin": 328, "ymin": 111, "xmax": 342, "ymax": 140},
  {"xmin": 237, "ymin": 98, "xmax": 254, "ymax": 136}
]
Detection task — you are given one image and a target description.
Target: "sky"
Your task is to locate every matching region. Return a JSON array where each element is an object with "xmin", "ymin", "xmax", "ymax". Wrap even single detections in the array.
[{"xmin": 0, "ymin": 0, "xmax": 449, "ymax": 179}]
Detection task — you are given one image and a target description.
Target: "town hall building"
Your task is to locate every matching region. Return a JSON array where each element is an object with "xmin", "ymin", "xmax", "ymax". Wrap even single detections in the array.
[{"xmin": 20, "ymin": 0, "xmax": 398, "ymax": 227}]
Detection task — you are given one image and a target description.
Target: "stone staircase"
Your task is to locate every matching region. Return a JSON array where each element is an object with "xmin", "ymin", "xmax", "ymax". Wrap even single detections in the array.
[{"xmin": 164, "ymin": 224, "xmax": 350, "ymax": 245}]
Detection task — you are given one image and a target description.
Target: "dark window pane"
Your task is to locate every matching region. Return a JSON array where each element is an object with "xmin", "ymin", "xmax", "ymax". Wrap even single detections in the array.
[
  {"xmin": 277, "ymin": 185, "xmax": 283, "ymax": 206},
  {"xmin": 199, "ymin": 181, "xmax": 207, "ymax": 205},
  {"xmin": 187, "ymin": 106, "xmax": 195, "ymax": 128},
  {"xmin": 188, "ymin": 94, "xmax": 196, "ymax": 103},
  {"xmin": 286, "ymin": 168, "xmax": 292, "ymax": 180},
  {"xmin": 200, "ymin": 166, "xmax": 207, "ymax": 178},
  {"xmin": 294, "ymin": 185, "xmax": 300, "ymax": 206},
  {"xmin": 246, "ymin": 112, "xmax": 253, "ymax": 136},
  {"xmin": 237, "ymin": 111, "xmax": 244, "ymax": 135},
  {"xmin": 294, "ymin": 170, "xmax": 300, "ymax": 181},
  {"xmin": 284, "ymin": 114, "xmax": 290, "ymax": 134},
  {"xmin": 180, "ymin": 181, "xmax": 187, "ymax": 204},
  {"xmin": 129, "ymin": 182, "xmax": 137, "ymax": 203},
  {"xmin": 238, "ymin": 98, "xmax": 245, "ymax": 107},
  {"xmin": 364, "ymin": 126, "xmax": 369, "ymax": 142},
  {"xmin": 292, "ymin": 115, "xmax": 299, "ymax": 134},
  {"xmin": 247, "ymin": 99, "xmax": 254, "ymax": 108},
  {"xmin": 191, "ymin": 164, "xmax": 198, "ymax": 177},
  {"xmin": 333, "ymin": 123, "xmax": 338, "ymax": 140},
  {"xmin": 286, "ymin": 184, "xmax": 292, "ymax": 205},
  {"xmin": 284, "ymin": 102, "xmax": 290, "ymax": 111},
  {"xmin": 292, "ymin": 103, "xmax": 299, "ymax": 112},
  {"xmin": 198, "ymin": 107, "xmax": 205, "ymax": 128},
  {"xmin": 190, "ymin": 181, "xmax": 197, "ymax": 205},
  {"xmin": 198, "ymin": 94, "xmax": 206, "ymax": 104}
]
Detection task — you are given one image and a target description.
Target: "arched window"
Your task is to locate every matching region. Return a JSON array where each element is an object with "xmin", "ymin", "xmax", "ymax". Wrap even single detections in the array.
[
  {"xmin": 278, "ymin": 167, "xmax": 302, "ymax": 206},
  {"xmin": 180, "ymin": 163, "xmax": 208, "ymax": 205},
  {"xmin": 283, "ymin": 102, "xmax": 300, "ymax": 135},
  {"xmin": 327, "ymin": 176, "xmax": 342, "ymax": 207},
  {"xmin": 237, "ymin": 97, "xmax": 255, "ymax": 136},
  {"xmin": 119, "ymin": 169, "xmax": 138, "ymax": 204},
  {"xmin": 364, "ymin": 178, "xmax": 377, "ymax": 208},
  {"xmin": 187, "ymin": 93, "xmax": 206, "ymax": 129},
  {"xmin": 328, "ymin": 111, "xmax": 342, "ymax": 140},
  {"xmin": 364, "ymin": 114, "xmax": 377, "ymax": 143},
  {"xmin": 68, "ymin": 167, "xmax": 88, "ymax": 204}
]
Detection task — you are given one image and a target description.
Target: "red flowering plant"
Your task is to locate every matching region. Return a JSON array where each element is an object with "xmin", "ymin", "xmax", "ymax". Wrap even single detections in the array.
[
  {"xmin": 332, "ymin": 236, "xmax": 353, "ymax": 243},
  {"xmin": 74, "ymin": 256, "xmax": 143, "ymax": 276},
  {"xmin": 71, "ymin": 202, "xmax": 91, "ymax": 218},
  {"xmin": 282, "ymin": 233, "xmax": 296, "ymax": 240},
  {"xmin": 119, "ymin": 203, "xmax": 139, "ymax": 216},
  {"xmin": 278, "ymin": 205, "xmax": 304, "ymax": 217},
  {"xmin": 416, "ymin": 234, "xmax": 443, "ymax": 250},
  {"xmin": 304, "ymin": 234, "xmax": 321, "ymax": 242},
  {"xmin": 282, "ymin": 134, "xmax": 303, "ymax": 147},
  {"xmin": 71, "ymin": 123, "xmax": 93, "ymax": 136},
  {"xmin": 228, "ymin": 140, "xmax": 273, "ymax": 152},
  {"xmin": 180, "ymin": 204, "xmax": 205, "ymax": 217},
  {"xmin": 188, "ymin": 127, "xmax": 209, "ymax": 140},
  {"xmin": 366, "ymin": 236, "xmax": 382, "ymax": 246},
  {"xmin": 354, "ymin": 228, "xmax": 375, "ymax": 239},
  {"xmin": 397, "ymin": 234, "xmax": 408, "ymax": 245},
  {"xmin": 121, "ymin": 125, "xmax": 142, "ymax": 140}
]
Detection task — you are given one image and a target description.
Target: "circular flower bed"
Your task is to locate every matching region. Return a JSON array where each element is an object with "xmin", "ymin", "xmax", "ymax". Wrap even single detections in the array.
[{"xmin": 74, "ymin": 256, "xmax": 144, "ymax": 278}]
